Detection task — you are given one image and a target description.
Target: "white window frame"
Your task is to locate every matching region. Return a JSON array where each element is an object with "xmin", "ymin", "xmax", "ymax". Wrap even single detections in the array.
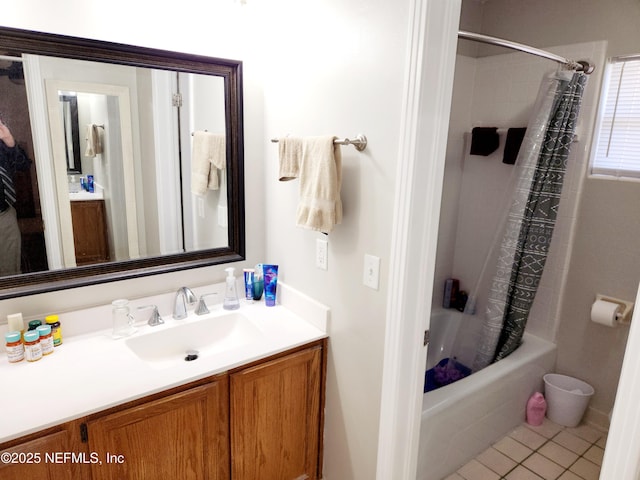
[{"xmin": 589, "ymin": 55, "xmax": 640, "ymax": 180}]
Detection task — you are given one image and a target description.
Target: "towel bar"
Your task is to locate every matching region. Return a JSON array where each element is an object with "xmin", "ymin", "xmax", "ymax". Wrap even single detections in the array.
[{"xmin": 271, "ymin": 134, "xmax": 367, "ymax": 152}]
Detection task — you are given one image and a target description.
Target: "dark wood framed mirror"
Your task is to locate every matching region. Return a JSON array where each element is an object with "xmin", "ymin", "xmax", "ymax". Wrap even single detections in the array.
[
  {"xmin": 0, "ymin": 26, "xmax": 245, "ymax": 300},
  {"xmin": 59, "ymin": 93, "xmax": 82, "ymax": 174}
]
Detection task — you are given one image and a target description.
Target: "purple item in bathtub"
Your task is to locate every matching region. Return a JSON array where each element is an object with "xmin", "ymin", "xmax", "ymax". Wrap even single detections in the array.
[{"xmin": 424, "ymin": 357, "xmax": 471, "ymax": 393}]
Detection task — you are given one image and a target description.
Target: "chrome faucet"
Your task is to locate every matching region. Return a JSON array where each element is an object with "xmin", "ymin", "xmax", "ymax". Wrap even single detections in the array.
[{"xmin": 173, "ymin": 287, "xmax": 197, "ymax": 320}]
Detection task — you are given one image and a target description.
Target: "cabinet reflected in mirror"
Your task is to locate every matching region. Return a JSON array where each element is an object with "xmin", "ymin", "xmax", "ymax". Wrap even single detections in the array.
[{"xmin": 0, "ymin": 26, "xmax": 245, "ymax": 299}]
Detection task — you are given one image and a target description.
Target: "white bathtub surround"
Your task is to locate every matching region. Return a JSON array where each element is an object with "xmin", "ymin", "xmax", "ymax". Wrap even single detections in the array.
[
  {"xmin": 417, "ymin": 331, "xmax": 556, "ymax": 480},
  {"xmin": 0, "ymin": 281, "xmax": 328, "ymax": 443},
  {"xmin": 434, "ymin": 41, "xmax": 607, "ymax": 344}
]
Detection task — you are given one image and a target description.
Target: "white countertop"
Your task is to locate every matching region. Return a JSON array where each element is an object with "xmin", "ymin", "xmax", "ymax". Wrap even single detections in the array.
[
  {"xmin": 69, "ymin": 191, "xmax": 104, "ymax": 201},
  {"xmin": 0, "ymin": 283, "xmax": 328, "ymax": 443}
]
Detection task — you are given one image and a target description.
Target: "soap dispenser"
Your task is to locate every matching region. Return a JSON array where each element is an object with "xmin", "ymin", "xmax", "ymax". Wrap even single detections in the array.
[{"xmin": 223, "ymin": 267, "xmax": 240, "ymax": 310}]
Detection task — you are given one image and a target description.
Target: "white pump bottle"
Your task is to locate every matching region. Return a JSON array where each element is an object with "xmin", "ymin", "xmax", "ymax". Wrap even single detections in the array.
[{"xmin": 223, "ymin": 267, "xmax": 240, "ymax": 310}]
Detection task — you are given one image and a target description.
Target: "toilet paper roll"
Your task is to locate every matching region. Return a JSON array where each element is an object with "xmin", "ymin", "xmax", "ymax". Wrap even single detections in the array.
[{"xmin": 591, "ymin": 299, "xmax": 621, "ymax": 327}]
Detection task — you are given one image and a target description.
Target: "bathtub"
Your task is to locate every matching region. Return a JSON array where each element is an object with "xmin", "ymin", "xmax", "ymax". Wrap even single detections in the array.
[{"xmin": 417, "ymin": 310, "xmax": 556, "ymax": 480}]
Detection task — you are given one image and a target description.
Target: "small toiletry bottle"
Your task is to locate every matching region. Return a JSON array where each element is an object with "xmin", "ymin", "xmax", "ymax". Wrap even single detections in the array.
[
  {"xmin": 69, "ymin": 175, "xmax": 80, "ymax": 193},
  {"xmin": 443, "ymin": 279, "xmax": 459, "ymax": 308},
  {"xmin": 243, "ymin": 269, "xmax": 255, "ymax": 302},
  {"xmin": 252, "ymin": 264, "xmax": 264, "ymax": 301},
  {"xmin": 36, "ymin": 324, "xmax": 55, "ymax": 356},
  {"xmin": 28, "ymin": 320, "xmax": 42, "ymax": 331},
  {"xmin": 23, "ymin": 331, "xmax": 43, "ymax": 362},
  {"xmin": 7, "ymin": 313, "xmax": 24, "ymax": 340},
  {"xmin": 45, "ymin": 315, "xmax": 63, "ymax": 347},
  {"xmin": 263, "ymin": 264, "xmax": 279, "ymax": 307},
  {"xmin": 4, "ymin": 331, "xmax": 24, "ymax": 363},
  {"xmin": 223, "ymin": 267, "xmax": 240, "ymax": 310},
  {"xmin": 526, "ymin": 392, "xmax": 547, "ymax": 426}
]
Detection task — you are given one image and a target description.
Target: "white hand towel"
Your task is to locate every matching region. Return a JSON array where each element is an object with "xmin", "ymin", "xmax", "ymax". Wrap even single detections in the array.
[
  {"xmin": 191, "ymin": 131, "xmax": 226, "ymax": 195},
  {"xmin": 278, "ymin": 137, "xmax": 303, "ymax": 181},
  {"xmin": 84, "ymin": 124, "xmax": 103, "ymax": 158},
  {"xmin": 208, "ymin": 133, "xmax": 226, "ymax": 190},
  {"xmin": 295, "ymin": 136, "xmax": 342, "ymax": 233}
]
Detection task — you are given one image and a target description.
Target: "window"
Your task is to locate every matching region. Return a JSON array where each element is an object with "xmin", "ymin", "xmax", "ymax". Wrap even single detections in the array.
[{"xmin": 591, "ymin": 57, "xmax": 640, "ymax": 178}]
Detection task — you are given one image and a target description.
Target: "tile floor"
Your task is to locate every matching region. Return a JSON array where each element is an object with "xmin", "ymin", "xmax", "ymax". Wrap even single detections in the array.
[{"xmin": 445, "ymin": 418, "xmax": 607, "ymax": 480}]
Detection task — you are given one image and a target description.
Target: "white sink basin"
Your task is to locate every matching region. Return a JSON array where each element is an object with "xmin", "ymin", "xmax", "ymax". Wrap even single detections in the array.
[{"xmin": 125, "ymin": 312, "xmax": 264, "ymax": 368}]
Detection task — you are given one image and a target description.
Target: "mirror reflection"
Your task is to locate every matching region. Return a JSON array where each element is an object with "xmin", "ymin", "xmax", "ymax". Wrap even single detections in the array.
[
  {"xmin": 0, "ymin": 56, "xmax": 45, "ymax": 277},
  {"xmin": 1, "ymin": 51, "xmax": 230, "ymax": 274},
  {"xmin": 59, "ymin": 93, "xmax": 82, "ymax": 174},
  {"xmin": 0, "ymin": 27, "xmax": 244, "ymax": 299}
]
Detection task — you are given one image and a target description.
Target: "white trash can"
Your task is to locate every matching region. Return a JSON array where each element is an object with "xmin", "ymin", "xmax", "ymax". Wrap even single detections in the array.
[{"xmin": 543, "ymin": 373, "xmax": 594, "ymax": 427}]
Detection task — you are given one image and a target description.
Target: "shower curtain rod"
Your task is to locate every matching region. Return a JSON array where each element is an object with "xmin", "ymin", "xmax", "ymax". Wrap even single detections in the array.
[
  {"xmin": 0, "ymin": 55, "xmax": 22, "ymax": 62},
  {"xmin": 458, "ymin": 30, "xmax": 595, "ymax": 74}
]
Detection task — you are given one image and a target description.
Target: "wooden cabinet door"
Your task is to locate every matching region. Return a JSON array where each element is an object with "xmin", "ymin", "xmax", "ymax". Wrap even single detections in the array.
[
  {"xmin": 87, "ymin": 377, "xmax": 229, "ymax": 480},
  {"xmin": 70, "ymin": 200, "xmax": 110, "ymax": 265},
  {"xmin": 0, "ymin": 429, "xmax": 82, "ymax": 480},
  {"xmin": 231, "ymin": 346, "xmax": 323, "ymax": 480}
]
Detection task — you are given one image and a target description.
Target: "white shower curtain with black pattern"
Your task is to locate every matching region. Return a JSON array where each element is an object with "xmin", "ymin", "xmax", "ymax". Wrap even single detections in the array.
[{"xmin": 469, "ymin": 68, "xmax": 588, "ymax": 371}]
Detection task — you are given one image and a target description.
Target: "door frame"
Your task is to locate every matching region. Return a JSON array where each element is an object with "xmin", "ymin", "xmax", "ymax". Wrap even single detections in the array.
[
  {"xmin": 45, "ymin": 79, "xmax": 139, "ymax": 266},
  {"xmin": 600, "ymin": 283, "xmax": 640, "ymax": 478},
  {"xmin": 377, "ymin": 1, "xmax": 640, "ymax": 478},
  {"xmin": 376, "ymin": 0, "xmax": 461, "ymax": 478}
]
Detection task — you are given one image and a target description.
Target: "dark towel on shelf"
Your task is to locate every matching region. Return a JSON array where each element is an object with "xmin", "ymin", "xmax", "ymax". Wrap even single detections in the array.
[
  {"xmin": 502, "ymin": 127, "xmax": 527, "ymax": 165},
  {"xmin": 470, "ymin": 127, "xmax": 499, "ymax": 156}
]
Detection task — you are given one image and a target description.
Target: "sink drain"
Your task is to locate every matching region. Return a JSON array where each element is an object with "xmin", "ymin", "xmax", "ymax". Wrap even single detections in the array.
[{"xmin": 184, "ymin": 350, "xmax": 199, "ymax": 362}]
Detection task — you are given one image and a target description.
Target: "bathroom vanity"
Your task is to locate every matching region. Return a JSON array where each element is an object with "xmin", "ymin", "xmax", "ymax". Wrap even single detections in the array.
[
  {"xmin": 0, "ymin": 340, "xmax": 325, "ymax": 480},
  {"xmin": 0, "ymin": 288, "xmax": 328, "ymax": 480}
]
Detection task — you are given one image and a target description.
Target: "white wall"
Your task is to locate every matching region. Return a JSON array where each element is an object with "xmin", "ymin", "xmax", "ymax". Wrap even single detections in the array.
[
  {"xmin": 476, "ymin": 0, "xmax": 640, "ymax": 59},
  {"xmin": 258, "ymin": 0, "xmax": 410, "ymax": 476},
  {"xmin": 1, "ymin": 1, "xmax": 413, "ymax": 478}
]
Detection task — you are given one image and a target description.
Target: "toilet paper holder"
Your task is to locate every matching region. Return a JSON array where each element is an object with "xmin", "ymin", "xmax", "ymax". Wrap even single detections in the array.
[{"xmin": 594, "ymin": 294, "xmax": 635, "ymax": 325}]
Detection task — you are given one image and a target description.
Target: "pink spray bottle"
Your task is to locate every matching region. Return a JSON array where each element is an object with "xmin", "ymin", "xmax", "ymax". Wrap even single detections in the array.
[{"xmin": 526, "ymin": 392, "xmax": 547, "ymax": 426}]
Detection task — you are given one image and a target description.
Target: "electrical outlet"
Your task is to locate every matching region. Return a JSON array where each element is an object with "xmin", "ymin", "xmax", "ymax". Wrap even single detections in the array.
[
  {"xmin": 316, "ymin": 239, "xmax": 328, "ymax": 270},
  {"xmin": 363, "ymin": 254, "xmax": 380, "ymax": 290}
]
